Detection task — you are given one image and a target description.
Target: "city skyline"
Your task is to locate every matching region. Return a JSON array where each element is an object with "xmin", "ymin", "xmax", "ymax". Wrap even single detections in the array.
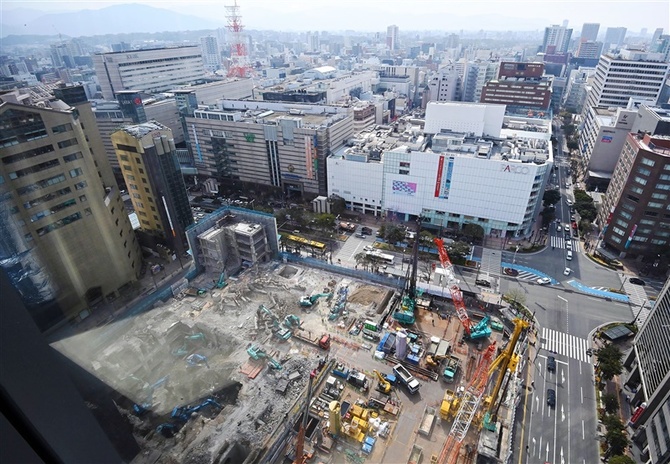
[{"xmin": 2, "ymin": 0, "xmax": 668, "ymax": 33}]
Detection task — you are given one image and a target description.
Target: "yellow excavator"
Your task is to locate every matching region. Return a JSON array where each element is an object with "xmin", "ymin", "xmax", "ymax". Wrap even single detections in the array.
[
  {"xmin": 425, "ymin": 354, "xmax": 448, "ymax": 369},
  {"xmin": 373, "ymin": 370, "xmax": 391, "ymax": 394}
]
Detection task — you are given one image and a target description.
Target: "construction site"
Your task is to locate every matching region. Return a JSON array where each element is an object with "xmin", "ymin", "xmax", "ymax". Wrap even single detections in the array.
[{"xmin": 51, "ymin": 218, "xmax": 532, "ymax": 464}]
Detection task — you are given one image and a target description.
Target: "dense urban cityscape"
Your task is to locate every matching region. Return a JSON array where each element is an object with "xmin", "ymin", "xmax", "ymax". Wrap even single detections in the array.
[{"xmin": 1, "ymin": 2, "xmax": 669, "ymax": 464}]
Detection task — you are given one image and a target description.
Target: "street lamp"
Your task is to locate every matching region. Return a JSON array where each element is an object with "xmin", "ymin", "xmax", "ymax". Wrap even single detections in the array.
[
  {"xmin": 631, "ymin": 300, "xmax": 648, "ymax": 326},
  {"xmin": 512, "ymin": 245, "xmax": 520, "ymax": 264},
  {"xmin": 619, "ymin": 276, "xmax": 627, "ymax": 292}
]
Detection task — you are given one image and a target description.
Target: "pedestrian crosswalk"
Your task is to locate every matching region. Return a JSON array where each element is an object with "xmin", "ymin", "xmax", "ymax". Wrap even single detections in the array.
[
  {"xmin": 550, "ymin": 236, "xmax": 580, "ymax": 251},
  {"xmin": 541, "ymin": 327, "xmax": 591, "ymax": 363},
  {"xmin": 516, "ymin": 270, "xmax": 542, "ymax": 281}
]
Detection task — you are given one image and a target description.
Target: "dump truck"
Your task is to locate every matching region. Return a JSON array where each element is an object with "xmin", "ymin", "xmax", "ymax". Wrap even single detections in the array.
[
  {"xmin": 442, "ymin": 356, "xmax": 460, "ymax": 383},
  {"xmin": 440, "ymin": 389, "xmax": 456, "ymax": 420},
  {"xmin": 393, "ymin": 363, "xmax": 420, "ymax": 394},
  {"xmin": 418, "ymin": 406, "xmax": 436, "ymax": 436},
  {"xmin": 293, "ymin": 332, "xmax": 331, "ymax": 350},
  {"xmin": 408, "ymin": 444, "xmax": 423, "ymax": 464}
]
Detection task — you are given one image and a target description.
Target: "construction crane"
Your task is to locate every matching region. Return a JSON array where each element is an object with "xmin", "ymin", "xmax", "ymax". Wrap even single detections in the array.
[
  {"xmin": 216, "ymin": 271, "xmax": 227, "ymax": 289},
  {"xmin": 293, "ymin": 368, "xmax": 317, "ymax": 464},
  {"xmin": 437, "ymin": 343, "xmax": 497, "ymax": 464},
  {"xmin": 483, "ymin": 318, "xmax": 529, "ymax": 431},
  {"xmin": 393, "ymin": 219, "xmax": 421, "ymax": 324},
  {"xmin": 433, "ymin": 238, "xmax": 491, "ymax": 340}
]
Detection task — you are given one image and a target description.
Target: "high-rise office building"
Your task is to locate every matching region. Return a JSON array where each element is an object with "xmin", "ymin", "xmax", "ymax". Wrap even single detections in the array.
[
  {"xmin": 111, "ymin": 122, "xmax": 193, "ymax": 257},
  {"xmin": 575, "ymin": 40, "xmax": 603, "ymax": 59},
  {"xmin": 427, "ymin": 65, "xmax": 462, "ymax": 102},
  {"xmin": 0, "ymin": 89, "xmax": 141, "ymax": 330},
  {"xmin": 386, "ymin": 25, "xmax": 399, "ymax": 51},
  {"xmin": 93, "ymin": 46, "xmax": 207, "ymax": 100},
  {"xmin": 603, "ymin": 27, "xmax": 627, "ymax": 51},
  {"xmin": 542, "ymin": 24, "xmax": 573, "ymax": 54},
  {"xmin": 651, "ymin": 28, "xmax": 664, "ymax": 45},
  {"xmin": 586, "ymin": 50, "xmax": 670, "ymax": 109},
  {"xmin": 623, "ymin": 276, "xmax": 670, "ymax": 464},
  {"xmin": 200, "ymin": 36, "xmax": 221, "ymax": 73},
  {"xmin": 461, "ymin": 61, "xmax": 499, "ymax": 103},
  {"xmin": 597, "ymin": 133, "xmax": 670, "ymax": 259},
  {"xmin": 580, "ymin": 22, "xmax": 600, "ymax": 42}
]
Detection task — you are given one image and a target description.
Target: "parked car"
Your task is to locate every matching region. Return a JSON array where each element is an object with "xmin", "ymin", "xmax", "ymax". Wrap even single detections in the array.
[
  {"xmin": 537, "ymin": 277, "xmax": 551, "ymax": 285},
  {"xmin": 564, "ymin": 267, "xmax": 572, "ymax": 275},
  {"xmin": 475, "ymin": 279, "xmax": 491, "ymax": 288},
  {"xmin": 564, "ymin": 224, "xmax": 570, "ymax": 232}
]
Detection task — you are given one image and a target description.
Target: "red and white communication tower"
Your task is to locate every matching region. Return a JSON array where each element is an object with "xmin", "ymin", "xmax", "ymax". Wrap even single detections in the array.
[{"xmin": 225, "ymin": 0, "xmax": 252, "ymax": 78}]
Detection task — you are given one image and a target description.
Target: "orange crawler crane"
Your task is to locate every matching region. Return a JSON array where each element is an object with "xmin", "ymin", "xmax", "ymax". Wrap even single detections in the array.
[{"xmin": 437, "ymin": 343, "xmax": 497, "ymax": 464}]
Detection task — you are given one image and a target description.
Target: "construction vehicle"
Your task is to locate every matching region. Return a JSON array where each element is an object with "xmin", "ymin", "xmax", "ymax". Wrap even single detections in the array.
[
  {"xmin": 284, "ymin": 314, "xmax": 302, "ymax": 329},
  {"xmin": 418, "ymin": 406, "xmax": 437, "ymax": 436},
  {"xmin": 393, "ymin": 363, "xmax": 420, "ymax": 394},
  {"xmin": 292, "ymin": 368, "xmax": 317, "ymax": 464},
  {"xmin": 440, "ymin": 389, "xmax": 456, "ymax": 420},
  {"xmin": 216, "ymin": 271, "xmax": 227, "ymax": 289},
  {"xmin": 299, "ymin": 292, "xmax": 332, "ymax": 307},
  {"xmin": 247, "ymin": 345, "xmax": 282, "ymax": 370},
  {"xmin": 482, "ymin": 318, "xmax": 529, "ymax": 431},
  {"xmin": 373, "ymin": 370, "xmax": 391, "ymax": 394},
  {"xmin": 186, "ymin": 353, "xmax": 209, "ymax": 368},
  {"xmin": 257, "ymin": 304, "xmax": 293, "ymax": 340},
  {"xmin": 171, "ymin": 398, "xmax": 222, "ymax": 422},
  {"xmin": 433, "ymin": 238, "xmax": 491, "ymax": 340},
  {"xmin": 437, "ymin": 343, "xmax": 497, "ymax": 464},
  {"xmin": 293, "ymin": 332, "xmax": 331, "ymax": 350},
  {"xmin": 442, "ymin": 356, "xmax": 460, "ymax": 383},
  {"xmin": 394, "ymin": 219, "xmax": 421, "ymax": 325},
  {"xmin": 347, "ymin": 370, "xmax": 369, "ymax": 391},
  {"xmin": 332, "ymin": 362, "xmax": 349, "ymax": 379},
  {"xmin": 131, "ymin": 375, "xmax": 169, "ymax": 415}
]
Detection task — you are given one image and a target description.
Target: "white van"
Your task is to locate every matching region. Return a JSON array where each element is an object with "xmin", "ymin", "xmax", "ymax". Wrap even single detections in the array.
[{"xmin": 566, "ymin": 250, "xmax": 573, "ymax": 260}]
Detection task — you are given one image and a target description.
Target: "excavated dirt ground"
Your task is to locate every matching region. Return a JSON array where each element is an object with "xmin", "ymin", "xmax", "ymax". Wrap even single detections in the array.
[{"xmin": 51, "ymin": 262, "xmax": 393, "ymax": 464}]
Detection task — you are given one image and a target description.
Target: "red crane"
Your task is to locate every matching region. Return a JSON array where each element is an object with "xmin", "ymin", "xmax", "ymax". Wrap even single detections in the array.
[
  {"xmin": 433, "ymin": 238, "xmax": 472, "ymax": 337},
  {"xmin": 293, "ymin": 369, "xmax": 317, "ymax": 464}
]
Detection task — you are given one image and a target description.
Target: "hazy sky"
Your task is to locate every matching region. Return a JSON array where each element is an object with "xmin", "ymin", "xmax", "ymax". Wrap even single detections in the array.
[{"xmin": 2, "ymin": 0, "xmax": 669, "ymax": 32}]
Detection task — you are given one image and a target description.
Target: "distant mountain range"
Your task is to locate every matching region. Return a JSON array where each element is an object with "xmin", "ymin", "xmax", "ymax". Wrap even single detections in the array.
[{"xmin": 1, "ymin": 3, "xmax": 223, "ymax": 38}]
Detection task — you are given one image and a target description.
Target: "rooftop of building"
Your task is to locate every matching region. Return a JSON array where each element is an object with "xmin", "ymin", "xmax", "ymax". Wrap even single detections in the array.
[
  {"xmin": 331, "ymin": 117, "xmax": 551, "ymax": 164},
  {"xmin": 192, "ymin": 100, "xmax": 350, "ymax": 129},
  {"xmin": 95, "ymin": 45, "xmax": 199, "ymax": 56},
  {"xmin": 633, "ymin": 133, "xmax": 670, "ymax": 156},
  {"xmin": 118, "ymin": 120, "xmax": 168, "ymax": 139}
]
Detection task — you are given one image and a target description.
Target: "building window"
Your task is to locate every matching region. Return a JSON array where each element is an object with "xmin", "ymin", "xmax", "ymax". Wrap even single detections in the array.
[
  {"xmin": 8, "ymin": 159, "xmax": 61, "ymax": 179},
  {"xmin": 84, "ymin": 208, "xmax": 92, "ymax": 216},
  {"xmin": 120, "ymin": 154, "xmax": 129, "ymax": 162},
  {"xmin": 652, "ymin": 193, "xmax": 668, "ymax": 200},
  {"xmin": 640, "ymin": 157, "xmax": 655, "ymax": 167},
  {"xmin": 637, "ymin": 167, "xmax": 651, "ymax": 176},
  {"xmin": 145, "ymin": 188, "xmax": 150, "ymax": 193},
  {"xmin": 132, "ymin": 193, "xmax": 141, "ymax": 199},
  {"xmin": 648, "ymin": 202, "xmax": 663, "ymax": 208},
  {"xmin": 69, "ymin": 168, "xmax": 83, "ymax": 178},
  {"xmin": 399, "ymin": 169, "xmax": 409, "ymax": 175},
  {"xmin": 57, "ymin": 138, "xmax": 78, "ymax": 149},
  {"xmin": 63, "ymin": 152, "xmax": 83, "ymax": 163},
  {"xmin": 36, "ymin": 211, "xmax": 82, "ymax": 236},
  {"xmin": 640, "ymin": 219, "xmax": 656, "ymax": 225},
  {"xmin": 612, "ymin": 227, "xmax": 625, "ymax": 236},
  {"xmin": 630, "ymin": 186, "xmax": 644, "ymax": 194},
  {"xmin": 661, "ymin": 174, "xmax": 670, "ymax": 181},
  {"xmin": 2, "ymin": 144, "xmax": 55, "ymax": 165},
  {"xmin": 622, "ymin": 202, "xmax": 636, "ymax": 212},
  {"xmin": 615, "ymin": 219, "xmax": 628, "ymax": 228},
  {"xmin": 74, "ymin": 181, "xmax": 87, "ymax": 190},
  {"xmin": 127, "ymin": 174, "xmax": 135, "ymax": 181},
  {"xmin": 116, "ymin": 144, "xmax": 138, "ymax": 153},
  {"xmin": 633, "ymin": 177, "xmax": 647, "ymax": 185},
  {"xmin": 626, "ymin": 194, "xmax": 639, "ymax": 203},
  {"xmin": 139, "ymin": 211, "xmax": 147, "ymax": 217},
  {"xmin": 123, "ymin": 165, "xmax": 132, "ymax": 171},
  {"xmin": 129, "ymin": 184, "xmax": 138, "ymax": 190},
  {"xmin": 139, "ymin": 168, "xmax": 144, "ymax": 174},
  {"xmin": 650, "ymin": 239, "xmax": 667, "ymax": 245},
  {"xmin": 645, "ymin": 211, "xmax": 658, "ymax": 217},
  {"xmin": 620, "ymin": 211, "xmax": 632, "ymax": 220},
  {"xmin": 52, "ymin": 123, "xmax": 73, "ymax": 134},
  {"xmin": 610, "ymin": 235, "xmax": 622, "ymax": 243},
  {"xmin": 141, "ymin": 178, "xmax": 147, "ymax": 183},
  {"xmin": 79, "ymin": 195, "xmax": 87, "ymax": 202}
]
